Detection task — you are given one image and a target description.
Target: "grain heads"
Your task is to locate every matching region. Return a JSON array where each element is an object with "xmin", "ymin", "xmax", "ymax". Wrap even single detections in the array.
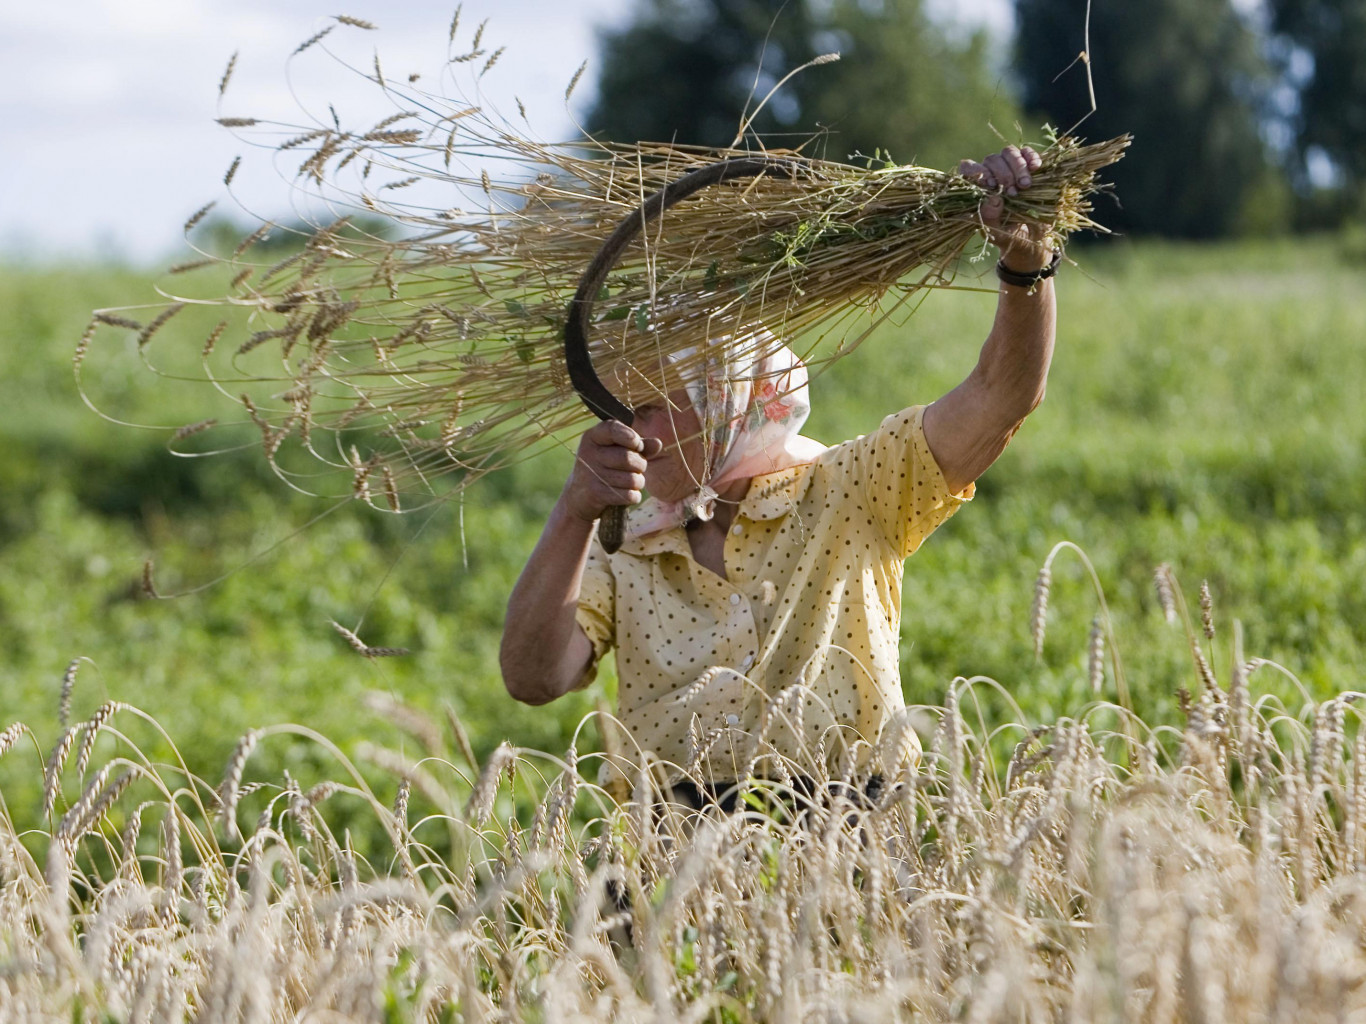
[
  {"xmin": 465, "ymin": 740, "xmax": 515, "ymax": 827},
  {"xmin": 218, "ymin": 729, "xmax": 260, "ymax": 838},
  {"xmin": 1030, "ymin": 562, "xmax": 1051, "ymax": 660}
]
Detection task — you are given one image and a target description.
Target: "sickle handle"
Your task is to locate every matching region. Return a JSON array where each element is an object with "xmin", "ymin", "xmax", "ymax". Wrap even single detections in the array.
[
  {"xmin": 598, "ymin": 501, "xmax": 629, "ymax": 555},
  {"xmin": 564, "ymin": 155, "xmax": 798, "ymax": 553}
]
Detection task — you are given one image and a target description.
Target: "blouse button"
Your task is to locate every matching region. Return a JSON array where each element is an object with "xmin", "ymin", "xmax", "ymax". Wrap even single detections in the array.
[
  {"xmin": 731, "ymin": 523, "xmax": 744, "ymax": 535},
  {"xmin": 729, "ymin": 593, "xmax": 741, "ymax": 606}
]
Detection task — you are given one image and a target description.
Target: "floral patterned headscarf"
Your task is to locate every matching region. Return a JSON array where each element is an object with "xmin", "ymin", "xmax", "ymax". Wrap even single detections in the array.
[{"xmin": 626, "ymin": 337, "xmax": 827, "ymax": 541}]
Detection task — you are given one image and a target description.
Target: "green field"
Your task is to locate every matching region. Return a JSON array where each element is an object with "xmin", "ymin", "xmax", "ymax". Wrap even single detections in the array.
[{"xmin": 2, "ymin": 237, "xmax": 1363, "ymax": 809}]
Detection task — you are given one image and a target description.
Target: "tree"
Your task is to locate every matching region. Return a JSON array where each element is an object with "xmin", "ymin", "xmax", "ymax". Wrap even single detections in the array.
[
  {"xmin": 1266, "ymin": 0, "xmax": 1366, "ymax": 200},
  {"xmin": 1014, "ymin": 0, "xmax": 1278, "ymax": 237},
  {"xmin": 804, "ymin": 0, "xmax": 1023, "ymax": 171},
  {"xmin": 588, "ymin": 0, "xmax": 821, "ymax": 150},
  {"xmin": 586, "ymin": 0, "xmax": 1021, "ymax": 172}
]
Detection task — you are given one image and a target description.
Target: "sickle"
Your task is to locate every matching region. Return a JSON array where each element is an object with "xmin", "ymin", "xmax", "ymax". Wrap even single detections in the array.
[{"xmin": 564, "ymin": 155, "xmax": 797, "ymax": 553}]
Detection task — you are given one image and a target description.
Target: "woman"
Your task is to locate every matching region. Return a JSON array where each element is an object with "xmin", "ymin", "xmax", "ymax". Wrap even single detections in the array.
[{"xmin": 500, "ymin": 144, "xmax": 1054, "ymax": 791}]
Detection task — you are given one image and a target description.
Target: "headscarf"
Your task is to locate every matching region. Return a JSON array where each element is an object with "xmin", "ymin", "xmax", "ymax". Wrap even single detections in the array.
[{"xmin": 625, "ymin": 338, "xmax": 827, "ymax": 541}]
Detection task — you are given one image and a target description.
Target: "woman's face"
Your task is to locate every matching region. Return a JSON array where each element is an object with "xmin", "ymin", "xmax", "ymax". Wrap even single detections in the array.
[{"xmin": 633, "ymin": 389, "xmax": 708, "ymax": 502}]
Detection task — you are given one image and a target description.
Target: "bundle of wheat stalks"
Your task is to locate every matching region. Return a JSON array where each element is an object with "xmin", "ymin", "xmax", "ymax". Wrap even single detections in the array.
[
  {"xmin": 3, "ymin": 564, "xmax": 1365, "ymax": 1022},
  {"xmin": 78, "ymin": 14, "xmax": 1128, "ymax": 508}
]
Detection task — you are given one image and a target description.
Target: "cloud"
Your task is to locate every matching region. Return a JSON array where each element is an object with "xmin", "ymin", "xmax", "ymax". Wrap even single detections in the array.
[
  {"xmin": 0, "ymin": 0, "xmax": 1005, "ymax": 262},
  {"xmin": 0, "ymin": 0, "xmax": 624, "ymax": 261}
]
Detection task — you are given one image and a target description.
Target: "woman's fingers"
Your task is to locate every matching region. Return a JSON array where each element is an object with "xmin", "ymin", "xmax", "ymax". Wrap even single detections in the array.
[
  {"xmin": 583, "ymin": 463, "xmax": 645, "ymax": 506},
  {"xmin": 958, "ymin": 157, "xmax": 994, "ymax": 188},
  {"xmin": 983, "ymin": 152, "xmax": 1018, "ymax": 195},
  {"xmin": 567, "ymin": 421, "xmax": 652, "ymax": 519},
  {"xmin": 958, "ymin": 144, "xmax": 1053, "ymax": 255},
  {"xmin": 569, "ymin": 468, "xmax": 642, "ymax": 514},
  {"xmin": 962, "ymin": 146, "xmax": 1042, "ymax": 194},
  {"xmin": 594, "ymin": 443, "xmax": 648, "ymax": 474},
  {"xmin": 599, "ymin": 468, "xmax": 646, "ymax": 495},
  {"xmin": 586, "ymin": 418, "xmax": 642, "ymax": 452},
  {"xmin": 581, "ymin": 441, "xmax": 646, "ymax": 502},
  {"xmin": 1001, "ymin": 145, "xmax": 1032, "ymax": 188}
]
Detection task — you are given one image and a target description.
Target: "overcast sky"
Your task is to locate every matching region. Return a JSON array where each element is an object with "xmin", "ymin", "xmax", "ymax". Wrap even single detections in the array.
[{"xmin": 0, "ymin": 0, "xmax": 1010, "ymax": 264}]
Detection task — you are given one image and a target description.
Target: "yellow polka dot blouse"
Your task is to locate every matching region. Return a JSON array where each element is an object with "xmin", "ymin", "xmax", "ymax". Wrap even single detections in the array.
[{"xmin": 575, "ymin": 404, "xmax": 973, "ymax": 779}]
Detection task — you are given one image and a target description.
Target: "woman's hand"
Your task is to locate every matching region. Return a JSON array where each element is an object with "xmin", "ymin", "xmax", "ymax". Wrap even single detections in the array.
[
  {"xmin": 958, "ymin": 144, "xmax": 1051, "ymax": 272},
  {"xmin": 562, "ymin": 419, "xmax": 661, "ymax": 524}
]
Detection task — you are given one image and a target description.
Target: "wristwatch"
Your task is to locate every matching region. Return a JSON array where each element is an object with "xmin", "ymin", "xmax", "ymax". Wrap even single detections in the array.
[{"xmin": 996, "ymin": 246, "xmax": 1062, "ymax": 288}]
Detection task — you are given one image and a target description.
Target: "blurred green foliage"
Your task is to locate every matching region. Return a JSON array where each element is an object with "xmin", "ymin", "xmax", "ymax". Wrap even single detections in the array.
[
  {"xmin": 2, "ymin": 238, "xmax": 1363, "ymax": 825},
  {"xmin": 1268, "ymin": 0, "xmax": 1366, "ymax": 206},
  {"xmin": 587, "ymin": 0, "xmax": 1021, "ymax": 172},
  {"xmin": 1014, "ymin": 0, "xmax": 1278, "ymax": 238},
  {"xmin": 592, "ymin": 0, "xmax": 1361, "ymax": 236}
]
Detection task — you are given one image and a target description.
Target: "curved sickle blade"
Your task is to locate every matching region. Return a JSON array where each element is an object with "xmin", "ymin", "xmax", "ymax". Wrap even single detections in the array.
[{"xmin": 563, "ymin": 155, "xmax": 798, "ymax": 551}]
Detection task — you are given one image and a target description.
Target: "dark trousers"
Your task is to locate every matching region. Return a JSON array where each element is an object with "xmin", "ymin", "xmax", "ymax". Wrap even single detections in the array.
[{"xmin": 669, "ymin": 773, "xmax": 886, "ymax": 814}]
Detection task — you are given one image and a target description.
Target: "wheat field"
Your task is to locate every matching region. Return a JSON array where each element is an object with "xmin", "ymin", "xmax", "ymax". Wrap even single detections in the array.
[
  {"xmin": 5, "ymin": 13, "xmax": 1364, "ymax": 1019},
  {"xmin": 3, "ymin": 563, "xmax": 1363, "ymax": 1024}
]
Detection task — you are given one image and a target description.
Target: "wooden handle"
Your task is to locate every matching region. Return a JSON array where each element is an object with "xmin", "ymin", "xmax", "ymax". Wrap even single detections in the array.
[{"xmin": 600, "ymin": 505, "xmax": 627, "ymax": 554}]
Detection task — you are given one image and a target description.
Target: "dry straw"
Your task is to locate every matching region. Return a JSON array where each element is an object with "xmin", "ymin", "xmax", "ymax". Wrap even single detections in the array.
[
  {"xmin": 58, "ymin": 659, "xmax": 80, "ymax": 729},
  {"xmin": 329, "ymin": 620, "xmax": 410, "ymax": 658},
  {"xmin": 80, "ymin": 15, "xmax": 1127, "ymax": 512},
  {"xmin": 0, "ymin": 721, "xmax": 31, "ymax": 760},
  {"xmin": 5, "ymin": 560, "xmax": 1366, "ymax": 1022}
]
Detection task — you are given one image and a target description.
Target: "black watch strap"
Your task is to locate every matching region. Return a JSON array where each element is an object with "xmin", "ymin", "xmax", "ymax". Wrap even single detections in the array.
[{"xmin": 996, "ymin": 246, "xmax": 1063, "ymax": 288}]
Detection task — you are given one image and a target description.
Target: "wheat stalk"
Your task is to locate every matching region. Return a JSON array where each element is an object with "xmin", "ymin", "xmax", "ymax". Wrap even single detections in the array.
[
  {"xmin": 0, "ymin": 655, "xmax": 1323, "ymax": 1023},
  {"xmin": 82, "ymin": 19, "xmax": 1126, "ymax": 513}
]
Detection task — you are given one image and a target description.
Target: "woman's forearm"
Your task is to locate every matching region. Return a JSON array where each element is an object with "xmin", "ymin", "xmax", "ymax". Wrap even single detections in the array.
[
  {"xmin": 923, "ymin": 144, "xmax": 1061, "ymax": 493},
  {"xmin": 501, "ymin": 419, "xmax": 648, "ymax": 704},
  {"xmin": 976, "ymin": 271, "xmax": 1056, "ymax": 427},
  {"xmin": 923, "ymin": 273, "xmax": 1056, "ymax": 494},
  {"xmin": 499, "ymin": 496, "xmax": 598, "ymax": 704}
]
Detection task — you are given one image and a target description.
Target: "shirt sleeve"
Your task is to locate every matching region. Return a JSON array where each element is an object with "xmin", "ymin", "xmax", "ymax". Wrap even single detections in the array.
[
  {"xmin": 850, "ymin": 404, "xmax": 975, "ymax": 559},
  {"xmin": 571, "ymin": 534, "xmax": 616, "ymax": 690}
]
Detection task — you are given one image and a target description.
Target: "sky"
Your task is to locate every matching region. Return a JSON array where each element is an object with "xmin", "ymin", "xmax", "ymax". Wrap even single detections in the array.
[{"xmin": 0, "ymin": 0, "xmax": 1010, "ymax": 265}]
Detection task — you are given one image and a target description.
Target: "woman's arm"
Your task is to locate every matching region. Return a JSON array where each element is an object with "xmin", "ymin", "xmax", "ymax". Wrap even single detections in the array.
[
  {"xmin": 499, "ymin": 419, "xmax": 656, "ymax": 704},
  {"xmin": 923, "ymin": 145, "xmax": 1056, "ymax": 495}
]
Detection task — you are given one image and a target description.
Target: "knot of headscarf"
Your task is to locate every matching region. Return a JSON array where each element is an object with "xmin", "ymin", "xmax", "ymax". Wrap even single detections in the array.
[{"xmin": 625, "ymin": 338, "xmax": 827, "ymax": 542}]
